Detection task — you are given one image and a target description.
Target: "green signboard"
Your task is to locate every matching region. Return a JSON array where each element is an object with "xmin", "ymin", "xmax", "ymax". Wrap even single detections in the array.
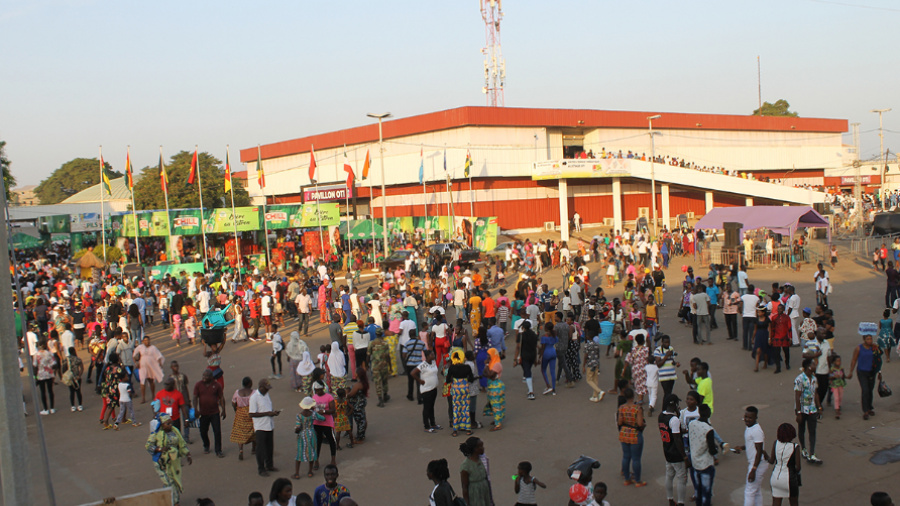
[
  {"xmin": 148, "ymin": 262, "xmax": 206, "ymax": 281},
  {"xmin": 171, "ymin": 209, "xmax": 204, "ymax": 236},
  {"xmin": 265, "ymin": 205, "xmax": 304, "ymax": 230},
  {"xmin": 474, "ymin": 216, "xmax": 499, "ymax": 252},
  {"xmin": 205, "ymin": 206, "xmax": 261, "ymax": 233},
  {"xmin": 40, "ymin": 215, "xmax": 70, "ymax": 234},
  {"xmin": 299, "ymin": 203, "xmax": 340, "ymax": 227}
]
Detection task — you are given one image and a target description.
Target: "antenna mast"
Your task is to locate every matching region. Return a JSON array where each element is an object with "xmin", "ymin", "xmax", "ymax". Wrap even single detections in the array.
[{"xmin": 480, "ymin": 0, "xmax": 505, "ymax": 107}]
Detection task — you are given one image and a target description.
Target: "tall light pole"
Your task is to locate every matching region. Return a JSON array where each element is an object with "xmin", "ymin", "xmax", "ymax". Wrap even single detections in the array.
[
  {"xmin": 367, "ymin": 112, "xmax": 392, "ymax": 257},
  {"xmin": 872, "ymin": 108, "xmax": 891, "ymax": 209},
  {"xmin": 648, "ymin": 115, "xmax": 661, "ymax": 236}
]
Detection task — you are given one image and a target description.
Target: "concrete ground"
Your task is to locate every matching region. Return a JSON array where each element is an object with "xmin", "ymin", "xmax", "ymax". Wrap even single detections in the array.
[{"xmin": 20, "ymin": 238, "xmax": 900, "ymax": 505}]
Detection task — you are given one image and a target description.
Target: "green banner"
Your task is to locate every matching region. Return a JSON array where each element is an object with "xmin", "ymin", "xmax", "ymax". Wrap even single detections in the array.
[
  {"xmin": 248, "ymin": 253, "xmax": 267, "ymax": 271},
  {"xmin": 299, "ymin": 203, "xmax": 340, "ymax": 227},
  {"xmin": 205, "ymin": 206, "xmax": 260, "ymax": 233},
  {"xmin": 50, "ymin": 233, "xmax": 71, "ymax": 242},
  {"xmin": 473, "ymin": 216, "xmax": 499, "ymax": 252},
  {"xmin": 149, "ymin": 211, "xmax": 170, "ymax": 236},
  {"xmin": 171, "ymin": 209, "xmax": 204, "ymax": 236},
  {"xmin": 147, "ymin": 262, "xmax": 206, "ymax": 281},
  {"xmin": 265, "ymin": 205, "xmax": 304, "ymax": 230},
  {"xmin": 40, "ymin": 215, "xmax": 70, "ymax": 234},
  {"xmin": 11, "ymin": 233, "xmax": 42, "ymax": 249}
]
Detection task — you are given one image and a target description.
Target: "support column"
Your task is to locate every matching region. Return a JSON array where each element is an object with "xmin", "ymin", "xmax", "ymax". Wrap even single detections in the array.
[
  {"xmin": 612, "ymin": 179, "xmax": 623, "ymax": 232},
  {"xmin": 661, "ymin": 184, "xmax": 671, "ymax": 232},
  {"xmin": 705, "ymin": 191, "xmax": 714, "ymax": 213},
  {"xmin": 745, "ymin": 197, "xmax": 754, "ymax": 206},
  {"xmin": 559, "ymin": 179, "xmax": 570, "ymax": 241}
]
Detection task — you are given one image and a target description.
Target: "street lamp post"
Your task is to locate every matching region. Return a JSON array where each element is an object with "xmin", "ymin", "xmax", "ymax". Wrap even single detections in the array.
[
  {"xmin": 648, "ymin": 115, "xmax": 661, "ymax": 236},
  {"xmin": 367, "ymin": 112, "xmax": 392, "ymax": 258},
  {"xmin": 872, "ymin": 108, "xmax": 891, "ymax": 210}
]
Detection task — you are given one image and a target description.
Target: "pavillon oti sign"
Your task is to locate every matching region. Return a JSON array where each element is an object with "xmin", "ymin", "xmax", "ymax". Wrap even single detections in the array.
[{"xmin": 303, "ymin": 184, "xmax": 353, "ymax": 202}]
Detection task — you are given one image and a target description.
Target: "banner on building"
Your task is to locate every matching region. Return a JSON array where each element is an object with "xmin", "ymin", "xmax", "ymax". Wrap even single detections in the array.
[
  {"xmin": 70, "ymin": 213, "xmax": 103, "ymax": 233},
  {"xmin": 299, "ymin": 203, "xmax": 340, "ymax": 227},
  {"xmin": 303, "ymin": 184, "xmax": 353, "ymax": 202},
  {"xmin": 148, "ymin": 262, "xmax": 206, "ymax": 281},
  {"xmin": 473, "ymin": 216, "xmax": 499, "ymax": 252},
  {"xmin": 171, "ymin": 209, "xmax": 205, "ymax": 236},
  {"xmin": 205, "ymin": 207, "xmax": 261, "ymax": 233},
  {"xmin": 532, "ymin": 158, "xmax": 632, "ymax": 180},
  {"xmin": 39, "ymin": 215, "xmax": 71, "ymax": 234}
]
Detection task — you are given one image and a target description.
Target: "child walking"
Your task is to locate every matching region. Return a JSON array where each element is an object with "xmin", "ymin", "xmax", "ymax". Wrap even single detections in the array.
[
  {"xmin": 829, "ymin": 355, "xmax": 846, "ymax": 419},
  {"xmin": 114, "ymin": 372, "xmax": 141, "ymax": 429},
  {"xmin": 513, "ymin": 461, "xmax": 546, "ymax": 506},
  {"xmin": 333, "ymin": 388, "xmax": 354, "ymax": 448},
  {"xmin": 270, "ymin": 325, "xmax": 284, "ymax": 379},
  {"xmin": 293, "ymin": 396, "xmax": 325, "ymax": 479}
]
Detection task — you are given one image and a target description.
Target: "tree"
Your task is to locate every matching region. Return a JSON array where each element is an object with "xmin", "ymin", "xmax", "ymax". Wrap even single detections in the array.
[
  {"xmin": 131, "ymin": 150, "xmax": 250, "ymax": 211},
  {"xmin": 753, "ymin": 99, "xmax": 798, "ymax": 117},
  {"xmin": 0, "ymin": 141, "xmax": 15, "ymax": 202},
  {"xmin": 35, "ymin": 158, "xmax": 121, "ymax": 205}
]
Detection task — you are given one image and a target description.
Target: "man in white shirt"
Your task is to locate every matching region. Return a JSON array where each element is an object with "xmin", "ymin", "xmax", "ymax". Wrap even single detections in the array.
[
  {"xmin": 398, "ymin": 311, "xmax": 417, "ymax": 348},
  {"xmin": 260, "ymin": 291, "xmax": 273, "ymax": 341},
  {"xmin": 784, "ymin": 285, "xmax": 802, "ymax": 346},
  {"xmin": 60, "ymin": 323, "xmax": 76, "ymax": 352},
  {"xmin": 737, "ymin": 266, "xmax": 749, "ymax": 295},
  {"xmin": 736, "ymin": 406, "xmax": 768, "ymax": 506},
  {"xmin": 570, "ymin": 277, "xmax": 583, "ymax": 319},
  {"xmin": 740, "ymin": 285, "xmax": 760, "ymax": 351},
  {"xmin": 248, "ymin": 378, "xmax": 280, "ymax": 476},
  {"xmin": 691, "ymin": 286, "xmax": 711, "ymax": 345},
  {"xmin": 197, "ymin": 286, "xmax": 211, "ymax": 316},
  {"xmin": 453, "ymin": 288, "xmax": 467, "ymax": 323},
  {"xmin": 295, "ymin": 291, "xmax": 311, "ymax": 336}
]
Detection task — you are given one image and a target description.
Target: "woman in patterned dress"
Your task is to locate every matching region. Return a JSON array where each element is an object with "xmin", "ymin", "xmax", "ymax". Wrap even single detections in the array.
[
  {"xmin": 482, "ymin": 348, "xmax": 506, "ymax": 431},
  {"xmin": 565, "ymin": 316, "xmax": 583, "ymax": 383},
  {"xmin": 229, "ymin": 376, "xmax": 255, "ymax": 461},
  {"xmin": 447, "ymin": 348, "xmax": 475, "ymax": 437},
  {"xmin": 100, "ymin": 352, "xmax": 124, "ymax": 429},
  {"xmin": 347, "ymin": 367, "xmax": 369, "ymax": 443},
  {"xmin": 333, "ymin": 387, "xmax": 353, "ymax": 448},
  {"xmin": 293, "ymin": 396, "xmax": 324, "ymax": 479},
  {"xmin": 145, "ymin": 414, "xmax": 192, "ymax": 506},
  {"xmin": 625, "ymin": 333, "xmax": 649, "ymax": 403},
  {"xmin": 326, "ymin": 342, "xmax": 348, "ymax": 393}
]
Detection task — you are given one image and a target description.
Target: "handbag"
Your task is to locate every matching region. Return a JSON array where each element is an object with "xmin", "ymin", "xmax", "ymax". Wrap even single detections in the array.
[
  {"xmin": 877, "ymin": 373, "xmax": 892, "ymax": 398},
  {"xmin": 61, "ymin": 357, "xmax": 76, "ymax": 387}
]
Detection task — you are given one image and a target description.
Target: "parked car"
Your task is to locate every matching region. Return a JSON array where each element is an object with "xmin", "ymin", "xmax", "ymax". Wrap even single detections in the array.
[
  {"xmin": 485, "ymin": 241, "xmax": 514, "ymax": 261},
  {"xmin": 429, "ymin": 242, "xmax": 480, "ymax": 265},
  {"xmin": 382, "ymin": 249, "xmax": 414, "ymax": 271}
]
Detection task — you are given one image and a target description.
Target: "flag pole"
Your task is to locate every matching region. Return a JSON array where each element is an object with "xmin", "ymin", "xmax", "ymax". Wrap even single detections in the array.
[
  {"xmin": 127, "ymin": 146, "xmax": 140, "ymax": 265},
  {"xmin": 258, "ymin": 145, "xmax": 271, "ymax": 270},
  {"xmin": 422, "ymin": 148, "xmax": 428, "ymax": 242},
  {"xmin": 468, "ymin": 159, "xmax": 475, "ymax": 218},
  {"xmin": 160, "ymin": 146, "xmax": 173, "ymax": 256},
  {"xmin": 195, "ymin": 145, "xmax": 210, "ymax": 271},
  {"xmin": 315, "ymin": 181, "xmax": 324, "ymax": 258},
  {"xmin": 227, "ymin": 145, "xmax": 242, "ymax": 286},
  {"xmin": 99, "ymin": 146, "xmax": 107, "ymax": 262}
]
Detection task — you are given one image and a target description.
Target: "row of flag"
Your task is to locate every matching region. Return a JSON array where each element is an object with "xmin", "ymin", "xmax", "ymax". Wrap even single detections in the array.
[{"xmin": 99, "ymin": 145, "xmax": 475, "ymax": 196}]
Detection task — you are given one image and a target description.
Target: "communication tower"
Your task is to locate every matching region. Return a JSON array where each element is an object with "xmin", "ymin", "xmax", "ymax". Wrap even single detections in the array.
[{"xmin": 480, "ymin": 0, "xmax": 505, "ymax": 107}]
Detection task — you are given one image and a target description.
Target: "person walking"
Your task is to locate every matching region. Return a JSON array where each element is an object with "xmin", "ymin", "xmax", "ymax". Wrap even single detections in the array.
[
  {"xmin": 368, "ymin": 329, "xmax": 391, "ymax": 407},
  {"xmin": 145, "ymin": 414, "xmax": 192, "ymax": 506},
  {"xmin": 768, "ymin": 423, "xmax": 802, "ymax": 506},
  {"xmin": 740, "ymin": 285, "xmax": 760, "ymax": 351},
  {"xmin": 447, "ymin": 349, "xmax": 475, "ymax": 437},
  {"xmin": 722, "ymin": 284, "xmax": 741, "ymax": 341},
  {"xmin": 249, "ymin": 378, "xmax": 281, "ymax": 476},
  {"xmin": 734, "ymin": 406, "xmax": 769, "ymax": 506},
  {"xmin": 794, "ymin": 358, "xmax": 823, "ymax": 464},
  {"xmin": 193, "ymin": 369, "xmax": 226, "ymax": 458},
  {"xmin": 458, "ymin": 437, "xmax": 492, "ymax": 506},
  {"xmin": 691, "ymin": 285, "xmax": 711, "ymax": 345},
  {"xmin": 133, "ymin": 336, "xmax": 165, "ymax": 404},
  {"xmin": 848, "ymin": 334, "xmax": 882, "ymax": 420},
  {"xmin": 411, "ymin": 350, "xmax": 441, "ymax": 433},
  {"xmin": 658, "ymin": 393, "xmax": 688, "ymax": 506},
  {"xmin": 688, "ymin": 404, "xmax": 718, "ymax": 506},
  {"xmin": 617, "ymin": 387, "xmax": 646, "ymax": 487},
  {"xmin": 653, "ymin": 335, "xmax": 679, "ymax": 399},
  {"xmin": 230, "ymin": 376, "xmax": 256, "ymax": 461},
  {"xmin": 770, "ymin": 304, "xmax": 793, "ymax": 373}
]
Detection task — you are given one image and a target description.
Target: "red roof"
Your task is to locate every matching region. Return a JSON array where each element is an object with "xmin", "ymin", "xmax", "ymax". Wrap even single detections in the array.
[
  {"xmin": 240, "ymin": 106, "xmax": 848, "ymax": 163},
  {"xmin": 231, "ymin": 170, "xmax": 248, "ymax": 180}
]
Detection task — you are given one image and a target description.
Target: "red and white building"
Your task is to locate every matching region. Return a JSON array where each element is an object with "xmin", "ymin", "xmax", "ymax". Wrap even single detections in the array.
[{"xmin": 240, "ymin": 106, "xmax": 848, "ymax": 238}]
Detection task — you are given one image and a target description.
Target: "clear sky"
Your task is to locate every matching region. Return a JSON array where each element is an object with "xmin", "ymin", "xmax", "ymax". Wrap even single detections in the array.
[{"xmin": 3, "ymin": 0, "xmax": 899, "ymax": 186}]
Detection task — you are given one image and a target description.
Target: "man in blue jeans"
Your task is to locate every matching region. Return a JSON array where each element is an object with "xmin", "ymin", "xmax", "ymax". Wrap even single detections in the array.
[{"xmin": 688, "ymin": 403, "xmax": 718, "ymax": 506}]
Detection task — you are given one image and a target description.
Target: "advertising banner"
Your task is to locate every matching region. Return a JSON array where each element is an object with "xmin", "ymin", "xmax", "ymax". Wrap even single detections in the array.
[
  {"xmin": 70, "ymin": 213, "xmax": 103, "ymax": 233},
  {"xmin": 299, "ymin": 203, "xmax": 340, "ymax": 227},
  {"xmin": 532, "ymin": 158, "xmax": 632, "ymax": 180},
  {"xmin": 148, "ymin": 262, "xmax": 206, "ymax": 281},
  {"xmin": 473, "ymin": 216, "xmax": 499, "ymax": 252},
  {"xmin": 264, "ymin": 205, "xmax": 304, "ymax": 230},
  {"xmin": 171, "ymin": 209, "xmax": 204, "ymax": 236},
  {"xmin": 453, "ymin": 216, "xmax": 476, "ymax": 248},
  {"xmin": 205, "ymin": 207, "xmax": 261, "ymax": 233},
  {"xmin": 303, "ymin": 184, "xmax": 353, "ymax": 202},
  {"xmin": 40, "ymin": 215, "xmax": 71, "ymax": 234},
  {"xmin": 148, "ymin": 211, "xmax": 170, "ymax": 236}
]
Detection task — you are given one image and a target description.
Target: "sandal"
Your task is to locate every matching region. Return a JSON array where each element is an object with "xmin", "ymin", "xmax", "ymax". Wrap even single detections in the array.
[
  {"xmin": 489, "ymin": 424, "xmax": 503, "ymax": 432},
  {"xmin": 291, "ymin": 474, "xmax": 301, "ymax": 480},
  {"xmin": 313, "ymin": 462, "xmax": 320, "ymax": 471},
  {"xmin": 239, "ymin": 450, "xmax": 244, "ymax": 461},
  {"xmin": 466, "ymin": 430, "xmax": 473, "ymax": 435},
  {"xmin": 452, "ymin": 430, "xmax": 458, "ymax": 437},
  {"xmin": 307, "ymin": 472, "xmax": 314, "ymax": 478}
]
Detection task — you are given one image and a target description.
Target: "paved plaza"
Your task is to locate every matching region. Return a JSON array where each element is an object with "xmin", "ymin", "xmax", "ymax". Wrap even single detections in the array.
[{"xmin": 20, "ymin": 239, "xmax": 900, "ymax": 505}]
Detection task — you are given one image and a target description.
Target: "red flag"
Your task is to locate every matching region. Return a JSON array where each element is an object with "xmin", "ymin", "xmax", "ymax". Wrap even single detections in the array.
[
  {"xmin": 187, "ymin": 149, "xmax": 198, "ymax": 185},
  {"xmin": 159, "ymin": 153, "xmax": 168, "ymax": 193},
  {"xmin": 224, "ymin": 151, "xmax": 233, "ymax": 193},
  {"xmin": 308, "ymin": 145, "xmax": 317, "ymax": 183},
  {"xmin": 343, "ymin": 151, "xmax": 355, "ymax": 189},
  {"xmin": 362, "ymin": 149, "xmax": 371, "ymax": 180},
  {"xmin": 125, "ymin": 151, "xmax": 133, "ymax": 190}
]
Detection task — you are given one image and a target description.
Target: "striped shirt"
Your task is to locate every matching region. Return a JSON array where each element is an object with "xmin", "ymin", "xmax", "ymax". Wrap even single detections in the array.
[
  {"xmin": 403, "ymin": 339, "xmax": 427, "ymax": 367},
  {"xmin": 653, "ymin": 345, "xmax": 677, "ymax": 382}
]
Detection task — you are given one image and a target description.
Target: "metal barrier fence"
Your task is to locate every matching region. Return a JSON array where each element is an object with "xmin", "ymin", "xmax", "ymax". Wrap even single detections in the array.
[
  {"xmin": 850, "ymin": 232, "xmax": 900, "ymax": 258},
  {"xmin": 698, "ymin": 244, "xmax": 828, "ymax": 269}
]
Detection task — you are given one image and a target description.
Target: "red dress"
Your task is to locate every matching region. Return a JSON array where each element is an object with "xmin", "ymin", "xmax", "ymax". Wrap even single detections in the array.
[{"xmin": 769, "ymin": 313, "xmax": 792, "ymax": 348}]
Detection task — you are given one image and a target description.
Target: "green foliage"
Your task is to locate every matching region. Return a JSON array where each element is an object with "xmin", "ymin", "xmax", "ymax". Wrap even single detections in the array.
[
  {"xmin": 35, "ymin": 158, "xmax": 121, "ymax": 205},
  {"xmin": 132, "ymin": 150, "xmax": 251, "ymax": 211},
  {"xmin": 753, "ymin": 99, "xmax": 798, "ymax": 117},
  {"xmin": 0, "ymin": 141, "xmax": 15, "ymax": 201}
]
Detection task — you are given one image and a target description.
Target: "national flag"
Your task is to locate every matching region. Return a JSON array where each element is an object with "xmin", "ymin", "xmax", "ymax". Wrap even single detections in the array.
[
  {"xmin": 418, "ymin": 148, "xmax": 424, "ymax": 185},
  {"xmin": 159, "ymin": 153, "xmax": 168, "ymax": 194},
  {"xmin": 187, "ymin": 149, "xmax": 199, "ymax": 185},
  {"xmin": 256, "ymin": 147, "xmax": 266, "ymax": 189},
  {"xmin": 308, "ymin": 145, "xmax": 318, "ymax": 183},
  {"xmin": 125, "ymin": 151, "xmax": 134, "ymax": 190},
  {"xmin": 100, "ymin": 156, "xmax": 112, "ymax": 195},
  {"xmin": 443, "ymin": 149, "xmax": 447, "ymax": 172},
  {"xmin": 464, "ymin": 150, "xmax": 472, "ymax": 178},
  {"xmin": 362, "ymin": 149, "xmax": 371, "ymax": 180},
  {"xmin": 343, "ymin": 150, "xmax": 355, "ymax": 189},
  {"xmin": 224, "ymin": 151, "xmax": 233, "ymax": 194}
]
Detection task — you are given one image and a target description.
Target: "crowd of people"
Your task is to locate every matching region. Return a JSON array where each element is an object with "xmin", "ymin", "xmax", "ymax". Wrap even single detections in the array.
[{"xmin": 9, "ymin": 222, "xmax": 897, "ymax": 505}]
